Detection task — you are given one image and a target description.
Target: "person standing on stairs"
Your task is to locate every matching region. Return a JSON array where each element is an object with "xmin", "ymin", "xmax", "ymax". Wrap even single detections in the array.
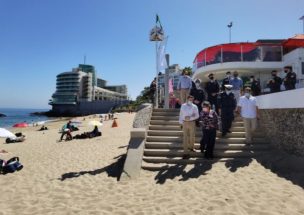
[
  {"xmin": 200, "ymin": 101, "xmax": 219, "ymax": 159},
  {"xmin": 217, "ymin": 85, "xmax": 237, "ymax": 137},
  {"xmin": 205, "ymin": 73, "xmax": 220, "ymax": 113},
  {"xmin": 190, "ymin": 79, "xmax": 206, "ymax": 127},
  {"xmin": 179, "ymin": 95, "xmax": 200, "ymax": 159},
  {"xmin": 237, "ymin": 87, "xmax": 259, "ymax": 144},
  {"xmin": 177, "ymin": 70, "xmax": 192, "ymax": 105}
]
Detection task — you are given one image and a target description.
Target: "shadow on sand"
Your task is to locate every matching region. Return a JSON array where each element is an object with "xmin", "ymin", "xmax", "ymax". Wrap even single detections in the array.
[
  {"xmin": 224, "ymin": 158, "xmax": 253, "ymax": 172},
  {"xmin": 58, "ymin": 154, "xmax": 126, "ymax": 181},
  {"xmin": 154, "ymin": 161, "xmax": 214, "ymax": 184},
  {"xmin": 255, "ymin": 149, "xmax": 304, "ymax": 189}
]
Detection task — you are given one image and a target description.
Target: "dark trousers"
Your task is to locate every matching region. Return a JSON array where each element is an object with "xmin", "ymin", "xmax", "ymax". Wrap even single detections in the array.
[
  {"xmin": 200, "ymin": 129, "xmax": 216, "ymax": 158},
  {"xmin": 221, "ymin": 115, "xmax": 233, "ymax": 134},
  {"xmin": 208, "ymin": 96, "xmax": 218, "ymax": 113},
  {"xmin": 60, "ymin": 131, "xmax": 72, "ymax": 141}
]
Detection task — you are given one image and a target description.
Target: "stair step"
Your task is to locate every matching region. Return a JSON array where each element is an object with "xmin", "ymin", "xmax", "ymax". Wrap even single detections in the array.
[
  {"xmin": 151, "ymin": 116, "xmax": 180, "ymax": 120},
  {"xmin": 147, "ymin": 130, "xmax": 246, "ymax": 138},
  {"xmin": 152, "ymin": 112, "xmax": 180, "ymax": 116},
  {"xmin": 144, "ymin": 149, "xmax": 262, "ymax": 158},
  {"xmin": 153, "ymin": 108, "xmax": 179, "ymax": 113},
  {"xmin": 142, "ymin": 156, "xmax": 259, "ymax": 165},
  {"xmin": 150, "ymin": 120, "xmax": 180, "ymax": 125},
  {"xmin": 150, "ymin": 120, "xmax": 244, "ymax": 126},
  {"xmin": 148, "ymin": 125, "xmax": 245, "ymax": 132},
  {"xmin": 141, "ymin": 158, "xmax": 253, "ymax": 170},
  {"xmin": 145, "ymin": 142, "xmax": 270, "ymax": 150},
  {"xmin": 146, "ymin": 136, "xmax": 267, "ymax": 144},
  {"xmin": 150, "ymin": 115, "xmax": 244, "ymax": 122}
]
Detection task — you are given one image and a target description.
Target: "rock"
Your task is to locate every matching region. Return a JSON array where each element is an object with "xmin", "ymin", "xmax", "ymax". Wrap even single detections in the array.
[{"xmin": 0, "ymin": 113, "xmax": 6, "ymax": 117}]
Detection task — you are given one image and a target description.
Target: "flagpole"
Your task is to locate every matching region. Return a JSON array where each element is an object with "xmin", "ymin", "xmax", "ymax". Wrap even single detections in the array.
[{"xmin": 155, "ymin": 41, "xmax": 159, "ymax": 108}]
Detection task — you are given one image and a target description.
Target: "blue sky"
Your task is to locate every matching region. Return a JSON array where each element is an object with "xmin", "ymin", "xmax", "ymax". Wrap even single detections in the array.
[{"xmin": 0, "ymin": 0, "xmax": 303, "ymax": 108}]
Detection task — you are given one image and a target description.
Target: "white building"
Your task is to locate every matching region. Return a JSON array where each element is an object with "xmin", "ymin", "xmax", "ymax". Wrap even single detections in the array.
[{"xmin": 192, "ymin": 35, "xmax": 304, "ymax": 91}]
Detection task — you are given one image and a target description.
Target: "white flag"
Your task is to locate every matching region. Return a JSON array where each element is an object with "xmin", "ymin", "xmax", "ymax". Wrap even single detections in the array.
[{"xmin": 158, "ymin": 36, "xmax": 168, "ymax": 72}]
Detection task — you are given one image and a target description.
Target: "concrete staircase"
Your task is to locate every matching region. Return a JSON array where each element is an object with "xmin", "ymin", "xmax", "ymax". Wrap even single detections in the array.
[{"xmin": 142, "ymin": 108, "xmax": 270, "ymax": 170}]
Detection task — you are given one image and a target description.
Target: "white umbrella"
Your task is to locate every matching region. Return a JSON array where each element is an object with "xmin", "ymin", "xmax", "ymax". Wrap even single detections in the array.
[
  {"xmin": 0, "ymin": 128, "xmax": 16, "ymax": 138},
  {"xmin": 88, "ymin": 120, "xmax": 103, "ymax": 127}
]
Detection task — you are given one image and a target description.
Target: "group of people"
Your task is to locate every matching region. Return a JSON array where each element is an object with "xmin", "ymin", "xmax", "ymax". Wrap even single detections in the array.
[
  {"xmin": 267, "ymin": 66, "xmax": 297, "ymax": 93},
  {"xmin": 59, "ymin": 121, "xmax": 101, "ymax": 141},
  {"xmin": 177, "ymin": 69, "xmax": 259, "ymax": 159}
]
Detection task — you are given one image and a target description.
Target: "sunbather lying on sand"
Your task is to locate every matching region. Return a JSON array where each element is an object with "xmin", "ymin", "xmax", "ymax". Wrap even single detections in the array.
[{"xmin": 0, "ymin": 149, "xmax": 8, "ymax": 153}]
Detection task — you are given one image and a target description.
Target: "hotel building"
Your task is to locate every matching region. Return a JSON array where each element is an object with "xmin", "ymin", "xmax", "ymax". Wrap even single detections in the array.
[{"xmin": 49, "ymin": 64, "xmax": 128, "ymax": 115}]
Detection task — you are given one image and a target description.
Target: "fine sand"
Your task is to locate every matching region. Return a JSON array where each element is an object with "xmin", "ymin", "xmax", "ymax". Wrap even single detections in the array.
[{"xmin": 1, "ymin": 112, "xmax": 304, "ymax": 215}]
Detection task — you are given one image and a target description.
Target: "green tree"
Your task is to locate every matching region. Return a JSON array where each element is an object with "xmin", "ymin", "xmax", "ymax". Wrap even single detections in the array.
[{"xmin": 183, "ymin": 66, "xmax": 193, "ymax": 76}]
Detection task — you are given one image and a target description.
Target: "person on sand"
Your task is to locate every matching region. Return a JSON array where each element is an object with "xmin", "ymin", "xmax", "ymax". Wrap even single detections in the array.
[
  {"xmin": 60, "ymin": 121, "xmax": 72, "ymax": 141},
  {"xmin": 0, "ymin": 149, "xmax": 8, "ymax": 153},
  {"xmin": 200, "ymin": 101, "xmax": 219, "ymax": 159},
  {"xmin": 90, "ymin": 126, "xmax": 100, "ymax": 137},
  {"xmin": 179, "ymin": 95, "xmax": 199, "ymax": 159},
  {"xmin": 237, "ymin": 87, "xmax": 259, "ymax": 144}
]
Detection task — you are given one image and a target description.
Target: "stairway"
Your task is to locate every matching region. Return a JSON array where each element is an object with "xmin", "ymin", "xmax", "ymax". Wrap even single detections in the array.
[{"xmin": 142, "ymin": 108, "xmax": 270, "ymax": 170}]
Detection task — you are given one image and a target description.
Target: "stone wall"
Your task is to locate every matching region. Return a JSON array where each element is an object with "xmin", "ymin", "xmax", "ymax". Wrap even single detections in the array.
[
  {"xmin": 259, "ymin": 108, "xmax": 304, "ymax": 156},
  {"xmin": 132, "ymin": 103, "xmax": 152, "ymax": 128}
]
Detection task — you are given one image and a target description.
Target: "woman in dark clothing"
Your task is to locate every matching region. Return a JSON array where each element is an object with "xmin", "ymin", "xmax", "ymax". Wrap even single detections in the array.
[{"xmin": 200, "ymin": 101, "xmax": 219, "ymax": 159}]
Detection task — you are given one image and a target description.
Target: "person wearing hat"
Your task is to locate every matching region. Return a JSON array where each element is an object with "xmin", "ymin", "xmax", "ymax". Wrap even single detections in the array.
[
  {"xmin": 205, "ymin": 73, "xmax": 220, "ymax": 113},
  {"xmin": 237, "ymin": 87, "xmax": 259, "ymax": 144},
  {"xmin": 179, "ymin": 95, "xmax": 200, "ymax": 159},
  {"xmin": 200, "ymin": 101, "xmax": 219, "ymax": 159},
  {"xmin": 229, "ymin": 71, "xmax": 243, "ymax": 103},
  {"xmin": 283, "ymin": 66, "xmax": 297, "ymax": 90},
  {"xmin": 190, "ymin": 79, "xmax": 206, "ymax": 114},
  {"xmin": 177, "ymin": 69, "xmax": 192, "ymax": 104},
  {"xmin": 221, "ymin": 71, "xmax": 231, "ymax": 91},
  {"xmin": 217, "ymin": 84, "xmax": 237, "ymax": 137}
]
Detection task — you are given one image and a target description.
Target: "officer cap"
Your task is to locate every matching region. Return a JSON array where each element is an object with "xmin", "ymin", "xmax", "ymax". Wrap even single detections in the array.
[{"xmin": 224, "ymin": 84, "xmax": 233, "ymax": 90}]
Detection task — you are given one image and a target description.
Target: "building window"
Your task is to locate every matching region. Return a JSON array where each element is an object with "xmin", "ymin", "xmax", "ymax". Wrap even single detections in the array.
[{"xmin": 302, "ymin": 62, "xmax": 304, "ymax": 75}]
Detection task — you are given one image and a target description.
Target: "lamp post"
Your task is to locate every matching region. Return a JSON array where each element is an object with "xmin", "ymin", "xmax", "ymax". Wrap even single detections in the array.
[
  {"xmin": 227, "ymin": 22, "xmax": 233, "ymax": 43},
  {"xmin": 149, "ymin": 15, "xmax": 165, "ymax": 108},
  {"xmin": 300, "ymin": 16, "xmax": 304, "ymax": 34}
]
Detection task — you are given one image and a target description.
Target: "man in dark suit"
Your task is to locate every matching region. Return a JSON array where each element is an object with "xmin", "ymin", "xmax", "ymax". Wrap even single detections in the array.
[
  {"xmin": 267, "ymin": 70, "xmax": 282, "ymax": 93},
  {"xmin": 205, "ymin": 73, "xmax": 220, "ymax": 113},
  {"xmin": 283, "ymin": 66, "xmax": 297, "ymax": 90},
  {"xmin": 218, "ymin": 85, "xmax": 237, "ymax": 137}
]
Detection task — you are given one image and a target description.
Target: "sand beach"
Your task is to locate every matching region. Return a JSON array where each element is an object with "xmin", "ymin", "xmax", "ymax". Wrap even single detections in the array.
[{"xmin": 0, "ymin": 112, "xmax": 304, "ymax": 215}]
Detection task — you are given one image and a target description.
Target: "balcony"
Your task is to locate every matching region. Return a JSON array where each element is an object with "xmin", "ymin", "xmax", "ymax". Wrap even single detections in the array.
[{"xmin": 193, "ymin": 43, "xmax": 283, "ymax": 81}]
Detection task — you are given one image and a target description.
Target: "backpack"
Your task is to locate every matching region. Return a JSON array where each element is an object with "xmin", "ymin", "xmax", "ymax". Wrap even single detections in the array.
[{"xmin": 0, "ymin": 157, "xmax": 23, "ymax": 174}]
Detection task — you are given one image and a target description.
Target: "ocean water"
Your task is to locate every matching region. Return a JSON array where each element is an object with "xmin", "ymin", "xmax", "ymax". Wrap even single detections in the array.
[{"xmin": 0, "ymin": 108, "xmax": 53, "ymax": 128}]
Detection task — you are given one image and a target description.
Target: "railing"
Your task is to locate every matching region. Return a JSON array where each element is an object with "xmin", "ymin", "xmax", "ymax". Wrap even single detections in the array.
[{"xmin": 193, "ymin": 43, "xmax": 283, "ymax": 70}]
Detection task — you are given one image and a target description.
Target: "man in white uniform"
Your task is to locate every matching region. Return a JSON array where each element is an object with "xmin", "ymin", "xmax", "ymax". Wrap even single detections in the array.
[
  {"xmin": 179, "ymin": 95, "xmax": 199, "ymax": 159},
  {"xmin": 237, "ymin": 87, "xmax": 259, "ymax": 144}
]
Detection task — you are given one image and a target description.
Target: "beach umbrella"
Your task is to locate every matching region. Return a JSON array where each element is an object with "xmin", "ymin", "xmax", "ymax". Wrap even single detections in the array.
[
  {"xmin": 0, "ymin": 128, "xmax": 16, "ymax": 138},
  {"xmin": 13, "ymin": 122, "xmax": 29, "ymax": 128},
  {"xmin": 88, "ymin": 120, "xmax": 103, "ymax": 127}
]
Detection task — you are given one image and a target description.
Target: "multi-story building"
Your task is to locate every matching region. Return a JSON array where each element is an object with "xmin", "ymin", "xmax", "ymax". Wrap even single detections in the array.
[{"xmin": 49, "ymin": 64, "xmax": 129, "ymax": 116}]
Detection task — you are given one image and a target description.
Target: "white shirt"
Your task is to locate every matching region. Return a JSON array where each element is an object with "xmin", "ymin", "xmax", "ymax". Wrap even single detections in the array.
[
  {"xmin": 238, "ymin": 95, "xmax": 258, "ymax": 118},
  {"xmin": 179, "ymin": 103, "xmax": 199, "ymax": 124}
]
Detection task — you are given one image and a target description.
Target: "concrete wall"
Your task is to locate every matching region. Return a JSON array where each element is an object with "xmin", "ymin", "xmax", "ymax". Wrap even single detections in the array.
[
  {"xmin": 257, "ymin": 88, "xmax": 304, "ymax": 156},
  {"xmin": 133, "ymin": 103, "xmax": 153, "ymax": 128}
]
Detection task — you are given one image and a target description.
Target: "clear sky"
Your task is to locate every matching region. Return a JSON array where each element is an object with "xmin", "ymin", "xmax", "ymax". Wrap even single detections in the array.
[{"xmin": 0, "ymin": 0, "xmax": 303, "ymax": 109}]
